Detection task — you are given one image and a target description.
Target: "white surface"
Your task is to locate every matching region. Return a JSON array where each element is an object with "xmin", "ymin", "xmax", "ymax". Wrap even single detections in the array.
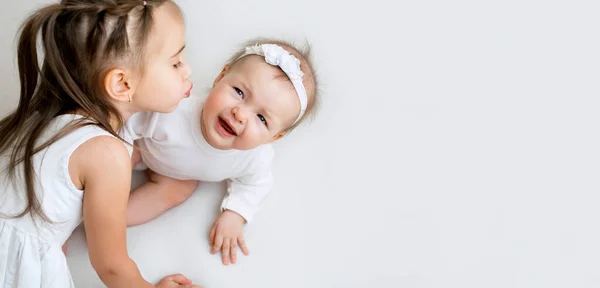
[{"xmin": 1, "ymin": 0, "xmax": 599, "ymax": 287}]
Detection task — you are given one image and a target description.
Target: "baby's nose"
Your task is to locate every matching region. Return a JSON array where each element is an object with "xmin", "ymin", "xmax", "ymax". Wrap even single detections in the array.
[{"xmin": 232, "ymin": 106, "xmax": 247, "ymax": 124}]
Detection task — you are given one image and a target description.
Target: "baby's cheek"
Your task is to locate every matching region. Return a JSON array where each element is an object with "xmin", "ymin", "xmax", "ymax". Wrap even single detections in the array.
[
  {"xmin": 203, "ymin": 97, "xmax": 220, "ymax": 116},
  {"xmin": 248, "ymin": 126, "xmax": 266, "ymax": 144}
]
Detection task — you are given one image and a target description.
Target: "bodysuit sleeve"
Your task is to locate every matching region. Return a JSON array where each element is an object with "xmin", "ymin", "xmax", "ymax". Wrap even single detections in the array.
[{"xmin": 220, "ymin": 147, "xmax": 274, "ymax": 223}]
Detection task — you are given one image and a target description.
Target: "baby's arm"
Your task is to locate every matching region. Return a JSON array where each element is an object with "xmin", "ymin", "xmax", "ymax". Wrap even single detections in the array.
[
  {"xmin": 220, "ymin": 169, "xmax": 274, "ymax": 223},
  {"xmin": 210, "ymin": 154, "xmax": 274, "ymax": 265},
  {"xmin": 73, "ymin": 136, "xmax": 196, "ymax": 287},
  {"xmin": 126, "ymin": 169, "xmax": 198, "ymax": 227}
]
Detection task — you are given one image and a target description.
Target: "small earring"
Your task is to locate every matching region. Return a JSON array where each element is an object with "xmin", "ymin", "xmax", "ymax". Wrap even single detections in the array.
[{"xmin": 128, "ymin": 95, "xmax": 132, "ymax": 103}]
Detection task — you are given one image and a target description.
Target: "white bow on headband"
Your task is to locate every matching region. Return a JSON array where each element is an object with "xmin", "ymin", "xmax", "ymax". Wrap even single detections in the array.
[{"xmin": 237, "ymin": 44, "xmax": 307, "ymax": 125}]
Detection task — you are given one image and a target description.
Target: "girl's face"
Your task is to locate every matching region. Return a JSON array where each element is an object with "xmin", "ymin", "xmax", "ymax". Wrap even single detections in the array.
[{"xmin": 131, "ymin": 2, "xmax": 192, "ymax": 114}]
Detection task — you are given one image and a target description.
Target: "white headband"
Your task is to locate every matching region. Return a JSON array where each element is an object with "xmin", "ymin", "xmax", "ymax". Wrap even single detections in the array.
[{"xmin": 236, "ymin": 44, "xmax": 307, "ymax": 125}]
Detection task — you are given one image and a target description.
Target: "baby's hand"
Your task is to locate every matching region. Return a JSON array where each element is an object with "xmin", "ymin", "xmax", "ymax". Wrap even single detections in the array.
[{"xmin": 209, "ymin": 210, "xmax": 249, "ymax": 265}]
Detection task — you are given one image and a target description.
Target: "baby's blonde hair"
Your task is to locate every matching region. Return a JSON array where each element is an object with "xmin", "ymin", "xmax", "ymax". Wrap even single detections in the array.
[{"xmin": 226, "ymin": 38, "xmax": 320, "ymax": 132}]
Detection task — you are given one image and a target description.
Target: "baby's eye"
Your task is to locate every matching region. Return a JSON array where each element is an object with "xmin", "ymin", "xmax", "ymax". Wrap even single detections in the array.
[
  {"xmin": 173, "ymin": 61, "xmax": 183, "ymax": 68},
  {"xmin": 234, "ymin": 87, "xmax": 244, "ymax": 98},
  {"xmin": 257, "ymin": 114, "xmax": 267, "ymax": 126}
]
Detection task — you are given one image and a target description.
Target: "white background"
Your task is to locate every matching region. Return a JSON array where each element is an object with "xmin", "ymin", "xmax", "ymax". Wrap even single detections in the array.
[{"xmin": 1, "ymin": 0, "xmax": 599, "ymax": 287}]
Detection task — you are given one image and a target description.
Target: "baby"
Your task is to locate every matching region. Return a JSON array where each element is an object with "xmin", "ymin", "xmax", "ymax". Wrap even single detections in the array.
[{"xmin": 125, "ymin": 38, "xmax": 319, "ymax": 265}]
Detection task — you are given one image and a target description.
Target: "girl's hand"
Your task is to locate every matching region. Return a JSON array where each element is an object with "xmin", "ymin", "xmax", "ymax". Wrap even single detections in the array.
[
  {"xmin": 156, "ymin": 274, "xmax": 203, "ymax": 288},
  {"xmin": 209, "ymin": 210, "xmax": 249, "ymax": 265}
]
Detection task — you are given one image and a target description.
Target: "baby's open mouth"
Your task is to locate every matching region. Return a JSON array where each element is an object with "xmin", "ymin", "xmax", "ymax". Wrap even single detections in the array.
[{"xmin": 219, "ymin": 117, "xmax": 236, "ymax": 136}]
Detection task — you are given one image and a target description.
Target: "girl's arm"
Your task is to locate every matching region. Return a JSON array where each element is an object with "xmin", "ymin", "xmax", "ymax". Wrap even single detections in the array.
[
  {"xmin": 72, "ymin": 136, "xmax": 200, "ymax": 288},
  {"xmin": 72, "ymin": 135, "xmax": 154, "ymax": 288}
]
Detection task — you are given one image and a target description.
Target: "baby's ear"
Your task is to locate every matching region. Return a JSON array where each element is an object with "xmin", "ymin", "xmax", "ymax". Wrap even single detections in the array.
[
  {"xmin": 213, "ymin": 65, "xmax": 231, "ymax": 87},
  {"xmin": 268, "ymin": 131, "xmax": 286, "ymax": 143}
]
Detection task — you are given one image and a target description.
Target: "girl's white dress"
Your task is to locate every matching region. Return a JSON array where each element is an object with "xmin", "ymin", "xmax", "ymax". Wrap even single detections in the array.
[{"xmin": 0, "ymin": 115, "xmax": 130, "ymax": 287}]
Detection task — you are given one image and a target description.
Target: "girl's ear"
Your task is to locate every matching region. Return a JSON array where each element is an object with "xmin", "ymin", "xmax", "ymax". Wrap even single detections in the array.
[{"xmin": 104, "ymin": 68, "xmax": 134, "ymax": 103}]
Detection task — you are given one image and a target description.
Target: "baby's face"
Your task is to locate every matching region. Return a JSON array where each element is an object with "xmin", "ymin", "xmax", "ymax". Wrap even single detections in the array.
[{"xmin": 201, "ymin": 56, "xmax": 300, "ymax": 150}]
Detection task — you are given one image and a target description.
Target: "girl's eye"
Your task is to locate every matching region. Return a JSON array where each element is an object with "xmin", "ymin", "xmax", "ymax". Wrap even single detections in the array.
[
  {"xmin": 234, "ymin": 87, "xmax": 244, "ymax": 98},
  {"xmin": 173, "ymin": 61, "xmax": 183, "ymax": 68},
  {"xmin": 257, "ymin": 114, "xmax": 267, "ymax": 126}
]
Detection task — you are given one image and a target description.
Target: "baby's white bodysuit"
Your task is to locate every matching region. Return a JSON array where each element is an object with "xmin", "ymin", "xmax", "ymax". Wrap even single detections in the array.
[{"xmin": 124, "ymin": 96, "xmax": 274, "ymax": 222}]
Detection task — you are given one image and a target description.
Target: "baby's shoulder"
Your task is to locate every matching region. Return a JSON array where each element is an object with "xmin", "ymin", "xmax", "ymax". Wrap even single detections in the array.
[
  {"xmin": 248, "ymin": 144, "xmax": 274, "ymax": 164},
  {"xmin": 232, "ymin": 144, "xmax": 274, "ymax": 175},
  {"xmin": 231, "ymin": 145, "xmax": 274, "ymax": 178}
]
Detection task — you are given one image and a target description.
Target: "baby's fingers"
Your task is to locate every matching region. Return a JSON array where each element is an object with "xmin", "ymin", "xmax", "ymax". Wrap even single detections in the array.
[
  {"xmin": 211, "ymin": 232, "xmax": 224, "ymax": 255},
  {"xmin": 209, "ymin": 223, "xmax": 216, "ymax": 246},
  {"xmin": 230, "ymin": 238, "xmax": 238, "ymax": 264},
  {"xmin": 222, "ymin": 237, "xmax": 231, "ymax": 265},
  {"xmin": 238, "ymin": 237, "xmax": 249, "ymax": 256}
]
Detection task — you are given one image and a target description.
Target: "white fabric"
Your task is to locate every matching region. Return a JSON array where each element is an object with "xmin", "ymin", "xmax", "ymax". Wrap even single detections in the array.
[
  {"xmin": 238, "ymin": 44, "xmax": 308, "ymax": 124},
  {"xmin": 124, "ymin": 96, "xmax": 274, "ymax": 223},
  {"xmin": 0, "ymin": 115, "xmax": 131, "ymax": 288}
]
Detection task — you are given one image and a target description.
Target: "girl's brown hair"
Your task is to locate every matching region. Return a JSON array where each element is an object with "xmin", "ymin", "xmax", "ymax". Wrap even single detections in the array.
[{"xmin": 0, "ymin": 0, "xmax": 178, "ymax": 222}]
